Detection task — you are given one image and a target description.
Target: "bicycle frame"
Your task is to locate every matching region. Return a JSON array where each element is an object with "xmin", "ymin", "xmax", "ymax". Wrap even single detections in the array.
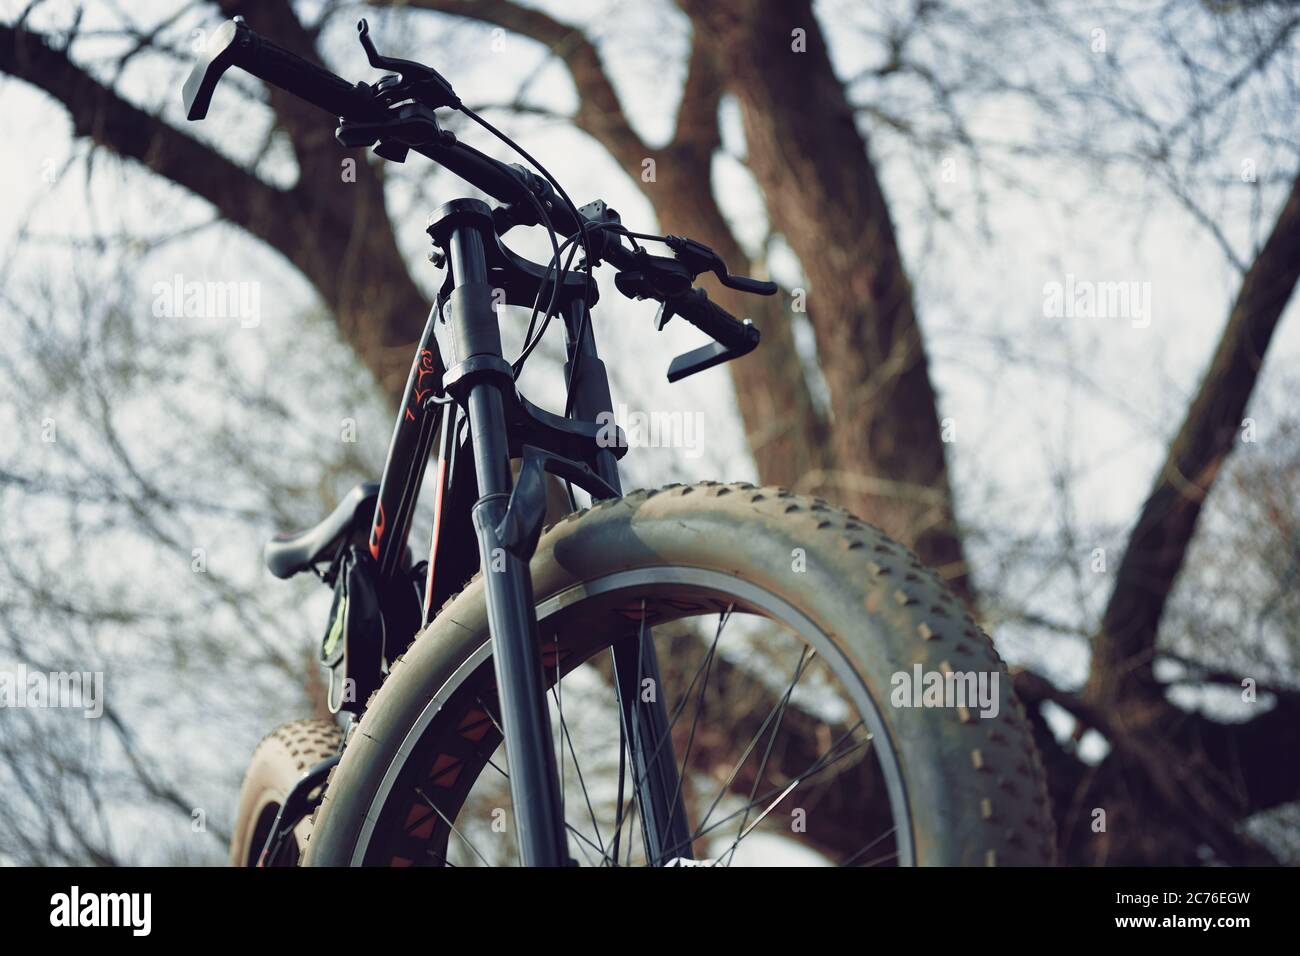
[{"xmin": 361, "ymin": 197, "xmax": 692, "ymax": 866}]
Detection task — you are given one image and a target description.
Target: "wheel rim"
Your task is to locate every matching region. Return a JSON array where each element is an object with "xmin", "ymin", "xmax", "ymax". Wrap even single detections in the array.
[{"xmin": 351, "ymin": 567, "xmax": 914, "ymax": 866}]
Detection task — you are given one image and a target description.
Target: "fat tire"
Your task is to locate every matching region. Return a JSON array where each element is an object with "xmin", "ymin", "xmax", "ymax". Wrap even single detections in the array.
[
  {"xmin": 230, "ymin": 717, "xmax": 342, "ymax": 866},
  {"xmin": 305, "ymin": 483, "xmax": 1055, "ymax": 866}
]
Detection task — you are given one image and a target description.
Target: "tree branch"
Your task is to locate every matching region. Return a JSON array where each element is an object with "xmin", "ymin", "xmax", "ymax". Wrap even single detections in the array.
[
  {"xmin": 676, "ymin": 0, "xmax": 973, "ymax": 604},
  {"xmin": 1091, "ymin": 165, "xmax": 1300, "ymax": 702},
  {"xmin": 390, "ymin": 0, "xmax": 649, "ymax": 169},
  {"xmin": 0, "ymin": 23, "xmax": 296, "ymax": 254},
  {"xmin": 1, "ymin": 17, "xmax": 440, "ymax": 402},
  {"xmin": 667, "ymin": 33, "xmax": 722, "ymax": 160}
]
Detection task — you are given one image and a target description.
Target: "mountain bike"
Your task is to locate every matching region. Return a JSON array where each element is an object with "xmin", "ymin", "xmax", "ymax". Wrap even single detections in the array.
[{"xmin": 188, "ymin": 17, "xmax": 1054, "ymax": 867}]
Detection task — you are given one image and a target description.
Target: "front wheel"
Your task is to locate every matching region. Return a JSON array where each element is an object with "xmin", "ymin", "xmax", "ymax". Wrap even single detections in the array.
[{"xmin": 304, "ymin": 482, "xmax": 1054, "ymax": 867}]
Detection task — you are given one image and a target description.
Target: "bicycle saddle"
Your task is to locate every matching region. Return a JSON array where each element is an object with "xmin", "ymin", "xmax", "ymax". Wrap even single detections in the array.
[{"xmin": 264, "ymin": 481, "xmax": 379, "ymax": 579}]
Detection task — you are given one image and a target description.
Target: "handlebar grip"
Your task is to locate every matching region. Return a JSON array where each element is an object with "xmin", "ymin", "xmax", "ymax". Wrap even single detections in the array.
[
  {"xmin": 671, "ymin": 289, "xmax": 759, "ymax": 351},
  {"xmin": 662, "ymin": 289, "xmax": 760, "ymax": 383},
  {"xmin": 238, "ymin": 26, "xmax": 378, "ymax": 118},
  {"xmin": 184, "ymin": 19, "xmax": 379, "ymax": 121}
]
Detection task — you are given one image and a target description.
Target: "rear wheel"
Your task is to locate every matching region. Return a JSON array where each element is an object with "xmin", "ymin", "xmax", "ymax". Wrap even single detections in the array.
[
  {"xmin": 230, "ymin": 718, "xmax": 342, "ymax": 866},
  {"xmin": 305, "ymin": 483, "xmax": 1054, "ymax": 867}
]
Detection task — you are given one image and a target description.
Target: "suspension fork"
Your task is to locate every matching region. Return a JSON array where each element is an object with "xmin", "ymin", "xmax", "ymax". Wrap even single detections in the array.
[
  {"xmin": 562, "ymin": 299, "xmax": 693, "ymax": 865},
  {"xmin": 429, "ymin": 197, "xmax": 690, "ymax": 866},
  {"xmin": 433, "ymin": 201, "xmax": 567, "ymax": 867}
]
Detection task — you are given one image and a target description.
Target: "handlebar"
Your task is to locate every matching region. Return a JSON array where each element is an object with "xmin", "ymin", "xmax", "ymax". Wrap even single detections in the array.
[
  {"xmin": 184, "ymin": 19, "xmax": 378, "ymax": 122},
  {"xmin": 183, "ymin": 16, "xmax": 768, "ymax": 381},
  {"xmin": 184, "ymin": 19, "xmax": 562, "ymax": 222},
  {"xmin": 671, "ymin": 289, "xmax": 758, "ymax": 348}
]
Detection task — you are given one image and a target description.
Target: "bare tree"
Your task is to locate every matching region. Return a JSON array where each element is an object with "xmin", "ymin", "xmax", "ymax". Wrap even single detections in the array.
[
  {"xmin": 3, "ymin": 0, "xmax": 1299, "ymax": 865},
  {"xmin": 0, "ymin": 263, "xmax": 389, "ymax": 864}
]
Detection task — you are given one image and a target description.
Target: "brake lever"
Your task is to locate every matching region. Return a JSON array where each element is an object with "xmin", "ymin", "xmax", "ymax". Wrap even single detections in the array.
[
  {"xmin": 356, "ymin": 19, "xmax": 460, "ymax": 110},
  {"xmin": 719, "ymin": 273, "xmax": 779, "ymax": 296},
  {"xmin": 664, "ymin": 236, "xmax": 778, "ymax": 297}
]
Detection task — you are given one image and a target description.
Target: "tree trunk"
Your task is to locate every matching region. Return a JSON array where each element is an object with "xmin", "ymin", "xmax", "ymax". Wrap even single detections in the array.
[
  {"xmin": 648, "ymin": 143, "xmax": 830, "ymax": 487},
  {"xmin": 680, "ymin": 0, "xmax": 972, "ymax": 602}
]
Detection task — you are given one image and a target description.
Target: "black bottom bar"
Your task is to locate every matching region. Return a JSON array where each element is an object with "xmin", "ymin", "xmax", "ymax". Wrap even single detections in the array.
[{"xmin": 11, "ymin": 865, "xmax": 1288, "ymax": 940}]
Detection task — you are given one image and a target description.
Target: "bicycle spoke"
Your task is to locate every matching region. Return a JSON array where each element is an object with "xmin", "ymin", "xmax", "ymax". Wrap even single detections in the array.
[
  {"xmin": 623, "ymin": 795, "xmax": 639, "ymax": 867},
  {"xmin": 662, "ymin": 721, "xmax": 869, "ymax": 860},
  {"xmin": 471, "ymin": 697, "xmax": 510, "ymax": 780},
  {"xmin": 840, "ymin": 826, "xmax": 898, "ymax": 867},
  {"xmin": 627, "ymin": 602, "xmax": 648, "ymax": 856},
  {"xmin": 604, "ymin": 599, "xmax": 648, "ymax": 867},
  {"xmin": 691, "ymin": 644, "xmax": 815, "ymax": 858},
  {"xmin": 710, "ymin": 774, "xmax": 804, "ymax": 865},
  {"xmin": 615, "ymin": 604, "xmax": 735, "ymax": 855},
  {"xmin": 610, "ymin": 702, "xmax": 628, "ymax": 866},
  {"xmin": 699, "ymin": 735, "xmax": 871, "ymax": 859},
  {"xmin": 564, "ymin": 822, "xmax": 610, "ymax": 866},
  {"xmin": 721, "ymin": 645, "xmax": 813, "ymax": 866},
  {"xmin": 415, "ymin": 786, "xmax": 492, "ymax": 868},
  {"xmin": 475, "ymin": 695, "xmax": 506, "ymax": 737},
  {"xmin": 399, "ymin": 571, "xmax": 911, "ymax": 868},
  {"xmin": 660, "ymin": 605, "xmax": 731, "ymax": 849},
  {"xmin": 554, "ymin": 693, "xmax": 606, "ymax": 860},
  {"xmin": 477, "ymin": 749, "xmax": 510, "ymax": 782},
  {"xmin": 550, "ymin": 633, "xmax": 567, "ymax": 834}
]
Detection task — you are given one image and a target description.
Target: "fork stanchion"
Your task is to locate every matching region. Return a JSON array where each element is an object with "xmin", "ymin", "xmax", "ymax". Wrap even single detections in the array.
[{"xmin": 434, "ymin": 202, "xmax": 569, "ymax": 867}]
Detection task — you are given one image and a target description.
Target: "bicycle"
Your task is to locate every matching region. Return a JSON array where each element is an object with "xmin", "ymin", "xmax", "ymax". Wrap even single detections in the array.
[{"xmin": 188, "ymin": 17, "xmax": 1054, "ymax": 867}]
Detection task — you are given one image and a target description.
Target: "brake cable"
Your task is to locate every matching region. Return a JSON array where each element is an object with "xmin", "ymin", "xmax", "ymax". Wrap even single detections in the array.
[
  {"xmin": 457, "ymin": 105, "xmax": 592, "ymax": 332},
  {"xmin": 514, "ymin": 239, "xmax": 581, "ymax": 376},
  {"xmin": 514, "ymin": 222, "xmax": 631, "ymax": 378},
  {"xmin": 431, "ymin": 106, "xmax": 678, "ymax": 415}
]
